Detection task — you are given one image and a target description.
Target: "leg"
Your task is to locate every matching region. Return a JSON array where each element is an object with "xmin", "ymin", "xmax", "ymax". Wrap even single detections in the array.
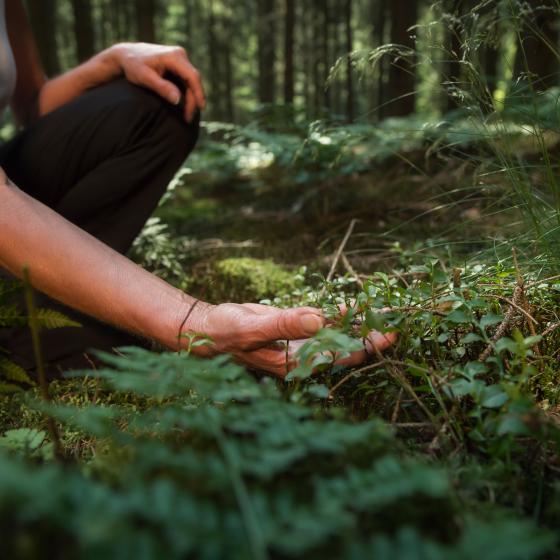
[{"xmin": 0, "ymin": 78, "xmax": 199, "ymax": 377}]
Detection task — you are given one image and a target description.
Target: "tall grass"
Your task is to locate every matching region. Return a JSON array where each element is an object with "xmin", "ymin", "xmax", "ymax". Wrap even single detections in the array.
[{"xmin": 436, "ymin": 0, "xmax": 560, "ymax": 268}]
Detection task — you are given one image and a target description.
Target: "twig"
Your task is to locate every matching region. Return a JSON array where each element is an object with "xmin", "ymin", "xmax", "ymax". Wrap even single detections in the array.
[
  {"xmin": 389, "ymin": 269, "xmax": 411, "ymax": 288},
  {"xmin": 340, "ymin": 253, "xmax": 364, "ymax": 288},
  {"xmin": 512, "ymin": 247, "xmax": 522, "ymax": 288},
  {"xmin": 328, "ymin": 359, "xmax": 385, "ymax": 398},
  {"xmin": 526, "ymin": 274, "xmax": 560, "ymax": 290},
  {"xmin": 478, "ymin": 285, "xmax": 524, "ymax": 362},
  {"xmin": 452, "ymin": 268, "xmax": 461, "ymax": 291},
  {"xmin": 394, "ymin": 422, "xmax": 435, "ymax": 430},
  {"xmin": 489, "ymin": 294, "xmax": 538, "ymax": 325},
  {"xmin": 428, "ymin": 421, "xmax": 449, "ymax": 453},
  {"xmin": 386, "ymin": 362, "xmax": 437, "ymax": 424},
  {"xmin": 22, "ymin": 268, "xmax": 64, "ymax": 461},
  {"xmin": 542, "ymin": 321, "xmax": 560, "ymax": 338},
  {"xmin": 522, "ymin": 292, "xmax": 542, "ymax": 357},
  {"xmin": 319, "ymin": 219, "xmax": 358, "ymax": 298},
  {"xmin": 391, "ymin": 388, "xmax": 404, "ymax": 424}
]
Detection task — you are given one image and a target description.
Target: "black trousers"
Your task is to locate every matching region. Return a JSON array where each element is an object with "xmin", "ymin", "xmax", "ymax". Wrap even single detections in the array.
[{"xmin": 0, "ymin": 77, "xmax": 200, "ymax": 377}]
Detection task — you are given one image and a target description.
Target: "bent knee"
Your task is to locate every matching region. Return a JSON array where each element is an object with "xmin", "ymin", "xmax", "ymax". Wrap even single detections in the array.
[{"xmin": 92, "ymin": 78, "xmax": 200, "ymax": 158}]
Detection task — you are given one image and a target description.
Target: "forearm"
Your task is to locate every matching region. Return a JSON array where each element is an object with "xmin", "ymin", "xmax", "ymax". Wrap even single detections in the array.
[
  {"xmin": 38, "ymin": 45, "xmax": 123, "ymax": 116},
  {"xmin": 0, "ymin": 180, "xmax": 208, "ymax": 350}
]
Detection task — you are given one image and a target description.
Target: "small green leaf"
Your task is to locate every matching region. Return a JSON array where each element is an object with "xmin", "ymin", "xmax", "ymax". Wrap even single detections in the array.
[
  {"xmin": 365, "ymin": 309, "xmax": 385, "ymax": 332},
  {"xmin": 460, "ymin": 333, "xmax": 483, "ymax": 344},
  {"xmin": 480, "ymin": 313, "xmax": 504, "ymax": 330},
  {"xmin": 446, "ymin": 309, "xmax": 472, "ymax": 324},
  {"xmin": 495, "ymin": 337, "xmax": 518, "ymax": 354},
  {"xmin": 481, "ymin": 385, "xmax": 509, "ymax": 408}
]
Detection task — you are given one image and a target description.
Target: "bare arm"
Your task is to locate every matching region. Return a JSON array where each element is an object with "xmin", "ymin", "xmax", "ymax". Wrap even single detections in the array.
[
  {"xmin": 0, "ymin": 173, "xmax": 202, "ymax": 350},
  {"xmin": 0, "ymin": 172, "xmax": 334, "ymax": 375}
]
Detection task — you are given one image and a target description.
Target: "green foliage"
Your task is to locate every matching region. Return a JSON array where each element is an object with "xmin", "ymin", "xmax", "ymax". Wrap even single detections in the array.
[
  {"xmin": 196, "ymin": 257, "xmax": 303, "ymax": 303},
  {"xmin": 0, "ymin": 358, "xmax": 35, "ymax": 391},
  {"xmin": 0, "ymin": 348, "xmax": 555, "ymax": 559},
  {"xmin": 0, "ymin": 276, "xmax": 80, "ymax": 392},
  {"xmin": 129, "ymin": 217, "xmax": 190, "ymax": 288}
]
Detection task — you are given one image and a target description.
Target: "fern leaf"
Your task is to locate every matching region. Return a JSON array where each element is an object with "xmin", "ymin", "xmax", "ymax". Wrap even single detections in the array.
[
  {"xmin": 0, "ymin": 358, "xmax": 35, "ymax": 386},
  {"xmin": 36, "ymin": 308, "xmax": 81, "ymax": 329},
  {"xmin": 0, "ymin": 304, "xmax": 26, "ymax": 327},
  {"xmin": 0, "ymin": 381, "xmax": 23, "ymax": 393}
]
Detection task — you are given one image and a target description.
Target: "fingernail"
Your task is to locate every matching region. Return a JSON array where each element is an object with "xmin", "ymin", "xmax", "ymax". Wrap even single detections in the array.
[
  {"xmin": 169, "ymin": 91, "xmax": 181, "ymax": 105},
  {"xmin": 300, "ymin": 314, "xmax": 323, "ymax": 336}
]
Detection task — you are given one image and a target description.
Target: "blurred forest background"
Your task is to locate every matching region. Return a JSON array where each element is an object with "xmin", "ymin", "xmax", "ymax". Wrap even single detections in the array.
[
  {"xmin": 2, "ymin": 2, "xmax": 560, "ymax": 557},
  {"xmin": 23, "ymin": 0, "xmax": 560, "ymax": 123}
]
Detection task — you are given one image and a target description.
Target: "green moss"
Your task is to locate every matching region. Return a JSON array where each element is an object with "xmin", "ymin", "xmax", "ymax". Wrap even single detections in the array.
[{"xmin": 203, "ymin": 257, "xmax": 301, "ymax": 303}]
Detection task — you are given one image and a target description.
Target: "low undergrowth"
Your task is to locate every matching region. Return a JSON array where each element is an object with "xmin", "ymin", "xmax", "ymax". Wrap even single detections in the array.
[
  {"xmin": 0, "ymin": 347, "xmax": 556, "ymax": 559},
  {"xmin": 3, "ymin": 63, "xmax": 560, "ymax": 557},
  {"xmin": 1, "ymin": 252, "xmax": 560, "ymax": 558}
]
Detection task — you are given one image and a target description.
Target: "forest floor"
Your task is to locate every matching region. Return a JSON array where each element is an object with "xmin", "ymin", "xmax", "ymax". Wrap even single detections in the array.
[{"xmin": 1, "ymin": 116, "xmax": 560, "ymax": 558}]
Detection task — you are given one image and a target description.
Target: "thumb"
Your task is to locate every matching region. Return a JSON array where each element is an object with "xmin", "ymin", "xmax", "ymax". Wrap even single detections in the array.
[{"xmin": 252, "ymin": 308, "xmax": 325, "ymax": 343}]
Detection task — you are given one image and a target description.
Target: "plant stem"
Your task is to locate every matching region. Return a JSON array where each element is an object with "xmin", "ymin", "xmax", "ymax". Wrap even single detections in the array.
[{"xmin": 22, "ymin": 267, "xmax": 64, "ymax": 460}]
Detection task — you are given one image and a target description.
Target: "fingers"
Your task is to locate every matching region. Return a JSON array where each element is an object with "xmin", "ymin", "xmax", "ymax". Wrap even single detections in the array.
[
  {"xmin": 236, "ymin": 345, "xmax": 296, "ymax": 379},
  {"xmin": 364, "ymin": 330, "xmax": 398, "ymax": 355},
  {"xmin": 166, "ymin": 54, "xmax": 206, "ymax": 112},
  {"xmin": 234, "ymin": 323, "xmax": 397, "ymax": 379},
  {"xmin": 184, "ymin": 88, "xmax": 197, "ymax": 123},
  {"xmin": 137, "ymin": 66, "xmax": 182, "ymax": 106},
  {"xmin": 242, "ymin": 303, "xmax": 318, "ymax": 316},
  {"xmin": 249, "ymin": 307, "xmax": 326, "ymax": 344}
]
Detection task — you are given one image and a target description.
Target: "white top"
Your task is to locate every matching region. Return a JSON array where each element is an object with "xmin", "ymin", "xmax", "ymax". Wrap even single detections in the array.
[{"xmin": 0, "ymin": 0, "xmax": 16, "ymax": 113}]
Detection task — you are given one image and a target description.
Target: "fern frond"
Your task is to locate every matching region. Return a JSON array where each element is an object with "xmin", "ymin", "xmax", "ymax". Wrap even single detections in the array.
[
  {"xmin": 0, "ymin": 304, "xmax": 26, "ymax": 327},
  {"xmin": 0, "ymin": 358, "xmax": 35, "ymax": 386},
  {"xmin": 36, "ymin": 308, "xmax": 81, "ymax": 329},
  {"xmin": 0, "ymin": 381, "xmax": 23, "ymax": 393}
]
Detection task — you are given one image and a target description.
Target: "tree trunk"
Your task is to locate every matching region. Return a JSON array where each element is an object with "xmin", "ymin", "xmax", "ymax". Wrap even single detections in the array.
[
  {"xmin": 445, "ymin": 0, "xmax": 463, "ymax": 111},
  {"xmin": 330, "ymin": 0, "xmax": 344, "ymax": 117},
  {"xmin": 26, "ymin": 0, "xmax": 60, "ymax": 76},
  {"xmin": 519, "ymin": 0, "xmax": 559, "ymax": 91},
  {"xmin": 344, "ymin": 0, "xmax": 354, "ymax": 121},
  {"xmin": 207, "ymin": 0, "xmax": 222, "ymax": 119},
  {"xmin": 302, "ymin": 1, "xmax": 313, "ymax": 117},
  {"xmin": 257, "ymin": 0, "xmax": 276, "ymax": 104},
  {"xmin": 284, "ymin": 0, "xmax": 295, "ymax": 104},
  {"xmin": 373, "ymin": 0, "xmax": 387, "ymax": 120},
  {"xmin": 312, "ymin": 0, "xmax": 322, "ymax": 114},
  {"xmin": 322, "ymin": 0, "xmax": 331, "ymax": 112},
  {"xmin": 137, "ymin": 0, "xmax": 156, "ymax": 43},
  {"xmin": 223, "ymin": 7, "xmax": 235, "ymax": 121},
  {"xmin": 384, "ymin": 0, "xmax": 417, "ymax": 117},
  {"xmin": 71, "ymin": 0, "xmax": 95, "ymax": 62}
]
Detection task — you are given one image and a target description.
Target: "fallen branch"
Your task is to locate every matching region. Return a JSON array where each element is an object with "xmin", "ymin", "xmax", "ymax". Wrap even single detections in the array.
[{"xmin": 319, "ymin": 219, "xmax": 358, "ymax": 298}]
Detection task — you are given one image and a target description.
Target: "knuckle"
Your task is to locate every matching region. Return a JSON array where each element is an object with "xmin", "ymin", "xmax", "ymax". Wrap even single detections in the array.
[{"xmin": 275, "ymin": 315, "xmax": 288, "ymax": 339}]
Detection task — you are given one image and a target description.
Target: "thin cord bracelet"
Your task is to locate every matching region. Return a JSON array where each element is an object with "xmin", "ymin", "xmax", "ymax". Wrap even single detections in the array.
[{"xmin": 176, "ymin": 299, "xmax": 201, "ymax": 352}]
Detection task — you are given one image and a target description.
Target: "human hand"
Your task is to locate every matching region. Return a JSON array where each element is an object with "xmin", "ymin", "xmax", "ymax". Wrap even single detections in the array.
[
  {"xmin": 111, "ymin": 42, "xmax": 206, "ymax": 122},
  {"xmin": 186, "ymin": 302, "xmax": 396, "ymax": 378}
]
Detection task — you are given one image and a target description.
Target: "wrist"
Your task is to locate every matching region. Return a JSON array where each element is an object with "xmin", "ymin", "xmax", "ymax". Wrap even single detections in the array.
[
  {"xmin": 95, "ymin": 44, "xmax": 126, "ymax": 80},
  {"xmin": 174, "ymin": 296, "xmax": 215, "ymax": 354}
]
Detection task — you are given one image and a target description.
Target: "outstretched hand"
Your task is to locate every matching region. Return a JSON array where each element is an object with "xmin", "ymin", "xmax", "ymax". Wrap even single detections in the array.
[{"xmin": 188, "ymin": 303, "xmax": 396, "ymax": 378}]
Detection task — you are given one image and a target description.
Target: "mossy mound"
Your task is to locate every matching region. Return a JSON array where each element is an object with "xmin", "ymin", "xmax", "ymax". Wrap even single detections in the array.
[{"xmin": 192, "ymin": 257, "xmax": 300, "ymax": 303}]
